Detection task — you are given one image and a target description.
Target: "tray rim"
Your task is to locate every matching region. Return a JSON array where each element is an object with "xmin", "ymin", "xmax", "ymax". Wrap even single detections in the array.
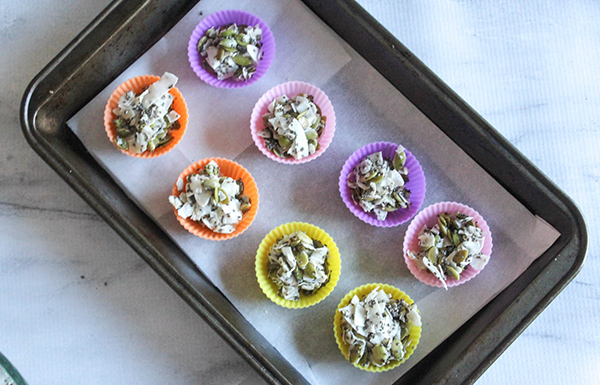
[{"xmin": 20, "ymin": 0, "xmax": 588, "ymax": 384}]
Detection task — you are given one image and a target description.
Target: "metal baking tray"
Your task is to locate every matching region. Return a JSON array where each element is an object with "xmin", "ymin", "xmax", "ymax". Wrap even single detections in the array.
[{"xmin": 20, "ymin": 0, "xmax": 587, "ymax": 384}]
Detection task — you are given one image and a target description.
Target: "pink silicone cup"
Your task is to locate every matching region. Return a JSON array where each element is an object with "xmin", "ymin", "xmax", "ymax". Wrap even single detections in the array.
[
  {"xmin": 187, "ymin": 10, "xmax": 275, "ymax": 88},
  {"xmin": 403, "ymin": 201, "xmax": 494, "ymax": 288},
  {"xmin": 250, "ymin": 81, "xmax": 336, "ymax": 164},
  {"xmin": 339, "ymin": 142, "xmax": 426, "ymax": 227}
]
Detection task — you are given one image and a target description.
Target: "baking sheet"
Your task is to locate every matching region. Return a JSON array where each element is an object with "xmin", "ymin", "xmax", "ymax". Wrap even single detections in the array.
[{"xmin": 67, "ymin": 0, "xmax": 560, "ymax": 384}]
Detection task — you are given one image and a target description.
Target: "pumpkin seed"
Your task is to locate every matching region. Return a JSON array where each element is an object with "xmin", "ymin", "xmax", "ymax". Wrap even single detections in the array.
[
  {"xmin": 363, "ymin": 171, "xmax": 378, "ymax": 181},
  {"xmin": 393, "ymin": 192, "xmax": 405, "ymax": 204},
  {"xmin": 438, "ymin": 215, "xmax": 447, "ymax": 227},
  {"xmin": 305, "ymin": 129, "xmax": 318, "ymax": 140},
  {"xmin": 295, "ymin": 242, "xmax": 306, "ymax": 253},
  {"xmin": 219, "ymin": 188, "xmax": 230, "ymax": 205},
  {"xmin": 196, "ymin": 35, "xmax": 207, "ymax": 52},
  {"xmin": 219, "ymin": 38, "xmax": 237, "ymax": 48},
  {"xmin": 303, "ymin": 262, "xmax": 316, "ymax": 279},
  {"xmin": 454, "ymin": 249, "xmax": 468, "ymax": 263},
  {"xmin": 427, "ymin": 247, "xmax": 438, "ymax": 264},
  {"xmin": 297, "ymin": 231, "xmax": 313, "ymax": 245},
  {"xmin": 235, "ymin": 33, "xmax": 249, "ymax": 46},
  {"xmin": 372, "ymin": 344, "xmax": 389, "ymax": 366},
  {"xmin": 219, "ymin": 26, "xmax": 236, "ymax": 37},
  {"xmin": 296, "ymin": 252, "xmax": 309, "ymax": 269},
  {"xmin": 232, "ymin": 54, "xmax": 253, "ymax": 66},
  {"xmin": 216, "ymin": 46, "xmax": 225, "ymax": 61},
  {"xmin": 393, "ymin": 150, "xmax": 406, "ymax": 170},
  {"xmin": 450, "ymin": 219, "xmax": 460, "ymax": 230},
  {"xmin": 296, "ymin": 110, "xmax": 308, "ymax": 119},
  {"xmin": 400, "ymin": 325, "xmax": 409, "ymax": 340},
  {"xmin": 276, "ymin": 137, "xmax": 291, "ymax": 150},
  {"xmin": 452, "ymin": 233, "xmax": 461, "ymax": 247},
  {"xmin": 349, "ymin": 341, "xmax": 365, "ymax": 364},
  {"xmin": 391, "ymin": 338, "xmax": 405, "ymax": 359},
  {"xmin": 293, "ymin": 267, "xmax": 303, "ymax": 281},
  {"xmin": 446, "ymin": 265, "xmax": 461, "ymax": 280},
  {"xmin": 370, "ymin": 174, "xmax": 384, "ymax": 184},
  {"xmin": 439, "ymin": 222, "xmax": 448, "ymax": 237},
  {"xmin": 116, "ymin": 128, "xmax": 131, "ymax": 138}
]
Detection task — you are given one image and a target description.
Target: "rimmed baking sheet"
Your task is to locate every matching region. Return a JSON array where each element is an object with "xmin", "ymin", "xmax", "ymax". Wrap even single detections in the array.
[
  {"xmin": 66, "ymin": 1, "xmax": 560, "ymax": 384},
  {"xmin": 22, "ymin": 0, "xmax": 586, "ymax": 384}
]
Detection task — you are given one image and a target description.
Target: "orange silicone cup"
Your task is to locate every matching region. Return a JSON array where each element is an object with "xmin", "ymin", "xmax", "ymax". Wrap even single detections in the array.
[
  {"xmin": 104, "ymin": 75, "xmax": 189, "ymax": 158},
  {"xmin": 171, "ymin": 158, "xmax": 259, "ymax": 241}
]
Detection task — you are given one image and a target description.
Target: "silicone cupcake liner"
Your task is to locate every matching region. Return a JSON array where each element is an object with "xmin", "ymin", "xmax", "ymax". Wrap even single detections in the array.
[
  {"xmin": 403, "ymin": 201, "xmax": 493, "ymax": 288},
  {"xmin": 339, "ymin": 142, "xmax": 426, "ymax": 227},
  {"xmin": 333, "ymin": 283, "xmax": 422, "ymax": 372},
  {"xmin": 187, "ymin": 10, "xmax": 275, "ymax": 88},
  {"xmin": 104, "ymin": 75, "xmax": 188, "ymax": 158},
  {"xmin": 250, "ymin": 81, "xmax": 336, "ymax": 164},
  {"xmin": 255, "ymin": 222, "xmax": 341, "ymax": 309},
  {"xmin": 171, "ymin": 158, "xmax": 259, "ymax": 241}
]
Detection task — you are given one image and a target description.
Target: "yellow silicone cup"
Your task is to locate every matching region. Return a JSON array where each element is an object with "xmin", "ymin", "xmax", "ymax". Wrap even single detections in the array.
[
  {"xmin": 255, "ymin": 222, "xmax": 342, "ymax": 309},
  {"xmin": 333, "ymin": 283, "xmax": 422, "ymax": 372}
]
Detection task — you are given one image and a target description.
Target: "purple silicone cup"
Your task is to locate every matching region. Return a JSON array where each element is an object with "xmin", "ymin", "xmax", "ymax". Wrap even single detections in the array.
[
  {"xmin": 403, "ymin": 201, "xmax": 493, "ymax": 288},
  {"xmin": 187, "ymin": 10, "xmax": 275, "ymax": 88},
  {"xmin": 339, "ymin": 142, "xmax": 426, "ymax": 227},
  {"xmin": 250, "ymin": 81, "xmax": 336, "ymax": 164}
]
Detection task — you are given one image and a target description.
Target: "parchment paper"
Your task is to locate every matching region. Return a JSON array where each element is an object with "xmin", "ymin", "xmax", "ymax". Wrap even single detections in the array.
[{"xmin": 67, "ymin": 1, "xmax": 560, "ymax": 384}]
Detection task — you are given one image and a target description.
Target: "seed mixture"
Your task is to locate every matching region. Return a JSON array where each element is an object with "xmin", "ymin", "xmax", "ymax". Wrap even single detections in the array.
[
  {"xmin": 267, "ymin": 231, "xmax": 330, "ymax": 301},
  {"xmin": 339, "ymin": 287, "xmax": 421, "ymax": 367},
  {"xmin": 347, "ymin": 146, "xmax": 411, "ymax": 221},
  {"xmin": 407, "ymin": 212, "xmax": 489, "ymax": 289},
  {"xmin": 258, "ymin": 94, "xmax": 326, "ymax": 160},
  {"xmin": 112, "ymin": 72, "xmax": 181, "ymax": 153},
  {"xmin": 169, "ymin": 161, "xmax": 251, "ymax": 234},
  {"xmin": 197, "ymin": 23, "xmax": 263, "ymax": 81}
]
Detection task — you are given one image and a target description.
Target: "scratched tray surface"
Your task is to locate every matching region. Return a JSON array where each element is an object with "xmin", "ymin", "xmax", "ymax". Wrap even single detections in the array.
[{"xmin": 21, "ymin": 0, "xmax": 587, "ymax": 384}]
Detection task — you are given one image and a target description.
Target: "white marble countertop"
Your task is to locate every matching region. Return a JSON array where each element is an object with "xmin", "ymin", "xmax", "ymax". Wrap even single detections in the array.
[{"xmin": 1, "ymin": 1, "xmax": 597, "ymax": 384}]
